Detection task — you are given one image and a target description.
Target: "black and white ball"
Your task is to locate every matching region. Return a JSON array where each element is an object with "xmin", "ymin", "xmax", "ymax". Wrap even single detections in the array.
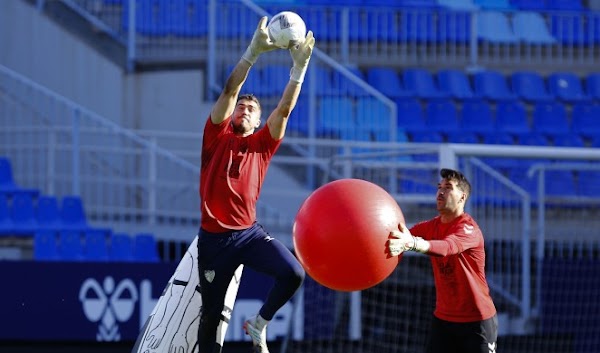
[{"xmin": 267, "ymin": 11, "xmax": 307, "ymax": 49}]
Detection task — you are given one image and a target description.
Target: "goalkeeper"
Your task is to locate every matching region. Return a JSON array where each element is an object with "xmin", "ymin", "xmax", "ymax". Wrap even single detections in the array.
[
  {"xmin": 387, "ymin": 168, "xmax": 498, "ymax": 353},
  {"xmin": 197, "ymin": 17, "xmax": 315, "ymax": 353}
]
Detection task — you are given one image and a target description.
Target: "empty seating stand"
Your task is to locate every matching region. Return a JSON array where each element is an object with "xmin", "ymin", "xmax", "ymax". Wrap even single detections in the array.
[{"xmin": 0, "ymin": 157, "xmax": 40, "ymax": 199}]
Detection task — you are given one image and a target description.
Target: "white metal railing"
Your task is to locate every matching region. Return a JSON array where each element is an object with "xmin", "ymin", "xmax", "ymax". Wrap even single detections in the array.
[{"xmin": 0, "ymin": 64, "xmax": 290, "ymax": 241}]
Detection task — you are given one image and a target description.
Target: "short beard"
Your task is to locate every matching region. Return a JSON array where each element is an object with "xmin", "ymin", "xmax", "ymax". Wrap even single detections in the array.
[{"xmin": 232, "ymin": 121, "xmax": 251, "ymax": 135}]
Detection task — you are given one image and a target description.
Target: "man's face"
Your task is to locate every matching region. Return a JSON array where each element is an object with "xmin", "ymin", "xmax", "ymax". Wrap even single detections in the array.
[
  {"xmin": 232, "ymin": 99, "xmax": 261, "ymax": 135},
  {"xmin": 436, "ymin": 178, "xmax": 465, "ymax": 213}
]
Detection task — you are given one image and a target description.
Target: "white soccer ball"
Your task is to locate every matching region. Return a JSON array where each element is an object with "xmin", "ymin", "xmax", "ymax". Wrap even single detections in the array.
[{"xmin": 267, "ymin": 11, "xmax": 307, "ymax": 49}]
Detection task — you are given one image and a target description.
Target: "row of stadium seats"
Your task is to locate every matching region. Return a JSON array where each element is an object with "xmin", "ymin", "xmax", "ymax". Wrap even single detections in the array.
[
  {"xmin": 113, "ymin": 0, "xmax": 600, "ymax": 45},
  {"xmin": 287, "ymin": 96, "xmax": 600, "ymax": 144},
  {"xmin": 0, "ymin": 156, "xmax": 160, "ymax": 262},
  {"xmin": 246, "ymin": 65, "xmax": 600, "ymax": 103},
  {"xmin": 33, "ymin": 229, "xmax": 159, "ymax": 263},
  {"xmin": 108, "ymin": 0, "xmax": 591, "ymax": 12},
  {"xmin": 398, "ymin": 168, "xmax": 600, "ymax": 198}
]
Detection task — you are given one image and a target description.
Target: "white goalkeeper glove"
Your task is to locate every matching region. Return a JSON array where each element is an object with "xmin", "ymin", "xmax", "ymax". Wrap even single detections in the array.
[
  {"xmin": 388, "ymin": 223, "xmax": 430, "ymax": 257},
  {"xmin": 242, "ymin": 16, "xmax": 279, "ymax": 65},
  {"xmin": 289, "ymin": 30, "xmax": 315, "ymax": 83}
]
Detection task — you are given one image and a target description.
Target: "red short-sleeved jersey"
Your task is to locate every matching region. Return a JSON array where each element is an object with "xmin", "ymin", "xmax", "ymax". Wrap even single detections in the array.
[
  {"xmin": 410, "ymin": 213, "xmax": 497, "ymax": 322},
  {"xmin": 199, "ymin": 117, "xmax": 281, "ymax": 233}
]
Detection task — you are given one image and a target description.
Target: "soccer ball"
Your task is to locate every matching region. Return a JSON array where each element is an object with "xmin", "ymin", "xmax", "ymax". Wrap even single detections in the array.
[{"xmin": 267, "ymin": 11, "xmax": 307, "ymax": 49}]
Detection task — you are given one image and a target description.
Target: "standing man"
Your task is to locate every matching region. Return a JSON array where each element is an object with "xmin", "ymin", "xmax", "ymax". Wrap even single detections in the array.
[
  {"xmin": 197, "ymin": 16, "xmax": 315, "ymax": 353},
  {"xmin": 388, "ymin": 168, "xmax": 498, "ymax": 353}
]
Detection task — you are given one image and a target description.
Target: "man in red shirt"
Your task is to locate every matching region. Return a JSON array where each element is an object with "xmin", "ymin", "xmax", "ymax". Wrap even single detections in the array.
[
  {"xmin": 198, "ymin": 17, "xmax": 315, "ymax": 353},
  {"xmin": 388, "ymin": 168, "xmax": 498, "ymax": 353}
]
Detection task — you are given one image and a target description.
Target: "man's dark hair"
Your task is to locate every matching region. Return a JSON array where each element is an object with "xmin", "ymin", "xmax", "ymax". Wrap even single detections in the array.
[
  {"xmin": 440, "ymin": 168, "xmax": 471, "ymax": 200},
  {"xmin": 237, "ymin": 93, "xmax": 261, "ymax": 112}
]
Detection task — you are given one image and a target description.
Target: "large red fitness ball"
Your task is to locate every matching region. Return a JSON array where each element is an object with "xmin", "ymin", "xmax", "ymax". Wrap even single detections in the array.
[{"xmin": 292, "ymin": 178, "xmax": 404, "ymax": 292}]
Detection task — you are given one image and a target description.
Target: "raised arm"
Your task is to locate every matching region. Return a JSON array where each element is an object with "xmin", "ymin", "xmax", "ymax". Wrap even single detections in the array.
[
  {"xmin": 266, "ymin": 31, "xmax": 315, "ymax": 140},
  {"xmin": 210, "ymin": 16, "xmax": 277, "ymax": 125}
]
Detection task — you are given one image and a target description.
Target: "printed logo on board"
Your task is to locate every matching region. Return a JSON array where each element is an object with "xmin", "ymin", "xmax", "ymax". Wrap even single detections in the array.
[{"xmin": 79, "ymin": 277, "xmax": 139, "ymax": 341}]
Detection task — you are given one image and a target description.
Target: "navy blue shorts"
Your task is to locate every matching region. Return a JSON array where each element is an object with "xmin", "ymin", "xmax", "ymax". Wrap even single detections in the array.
[
  {"xmin": 197, "ymin": 222, "xmax": 304, "ymax": 334},
  {"xmin": 426, "ymin": 314, "xmax": 498, "ymax": 353}
]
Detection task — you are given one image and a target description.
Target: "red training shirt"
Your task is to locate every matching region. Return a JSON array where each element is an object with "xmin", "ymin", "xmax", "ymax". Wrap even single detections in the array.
[
  {"xmin": 410, "ymin": 213, "xmax": 497, "ymax": 322},
  {"xmin": 199, "ymin": 116, "xmax": 281, "ymax": 233}
]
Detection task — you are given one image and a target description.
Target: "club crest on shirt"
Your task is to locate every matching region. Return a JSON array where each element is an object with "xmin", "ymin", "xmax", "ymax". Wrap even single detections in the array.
[
  {"xmin": 204, "ymin": 270, "xmax": 216, "ymax": 283},
  {"xmin": 463, "ymin": 224, "xmax": 474, "ymax": 234}
]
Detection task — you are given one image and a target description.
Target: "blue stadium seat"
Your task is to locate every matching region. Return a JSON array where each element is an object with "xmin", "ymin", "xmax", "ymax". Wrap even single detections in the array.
[
  {"xmin": 84, "ymin": 229, "xmax": 110, "ymax": 262},
  {"xmin": 511, "ymin": 71, "xmax": 554, "ymax": 103},
  {"xmin": 35, "ymin": 195, "xmax": 64, "ymax": 231},
  {"xmin": 437, "ymin": 0, "xmax": 478, "ymax": 10},
  {"xmin": 578, "ymin": 171, "xmax": 600, "ymax": 197},
  {"xmin": 552, "ymin": 133, "xmax": 585, "ymax": 147},
  {"xmin": 395, "ymin": 98, "xmax": 428, "ymax": 136},
  {"xmin": 33, "ymin": 230, "xmax": 59, "ymax": 261},
  {"xmin": 241, "ymin": 69, "xmax": 264, "ymax": 97},
  {"xmin": 531, "ymin": 101, "xmax": 570, "ymax": 137},
  {"xmin": 58, "ymin": 229, "xmax": 84, "ymax": 261},
  {"xmin": 545, "ymin": 170, "xmax": 576, "ymax": 196},
  {"xmin": 122, "ymin": 0, "xmax": 165, "ymax": 36},
  {"xmin": 60, "ymin": 195, "xmax": 93, "ymax": 232},
  {"xmin": 403, "ymin": 68, "xmax": 450, "ymax": 100},
  {"xmin": 0, "ymin": 194, "xmax": 13, "ymax": 236},
  {"xmin": 517, "ymin": 132, "xmax": 550, "ymax": 146},
  {"xmin": 512, "ymin": 12, "xmax": 556, "ymax": 44},
  {"xmin": 477, "ymin": 11, "xmax": 519, "ymax": 43},
  {"xmin": 571, "ymin": 102, "xmax": 600, "ymax": 139},
  {"xmin": 0, "ymin": 157, "xmax": 39, "ymax": 199},
  {"xmin": 262, "ymin": 65, "xmax": 292, "ymax": 97},
  {"xmin": 166, "ymin": 0, "xmax": 208, "ymax": 37},
  {"xmin": 447, "ymin": 132, "xmax": 480, "ymax": 143},
  {"xmin": 548, "ymin": 72, "xmax": 591, "ymax": 103},
  {"xmin": 10, "ymin": 193, "xmax": 40, "ymax": 236},
  {"xmin": 287, "ymin": 96, "xmax": 310, "ymax": 137},
  {"xmin": 411, "ymin": 131, "xmax": 444, "ymax": 143},
  {"xmin": 399, "ymin": 10, "xmax": 437, "ymax": 43},
  {"xmin": 546, "ymin": 0, "xmax": 584, "ymax": 11},
  {"xmin": 459, "ymin": 99, "xmax": 495, "ymax": 135},
  {"xmin": 366, "ymin": 67, "xmax": 414, "ymax": 99},
  {"xmin": 424, "ymin": 99, "xmax": 459, "ymax": 134},
  {"xmin": 356, "ymin": 97, "xmax": 394, "ymax": 138},
  {"xmin": 331, "ymin": 67, "xmax": 369, "ymax": 98},
  {"xmin": 437, "ymin": 10, "xmax": 473, "ymax": 43},
  {"xmin": 110, "ymin": 232, "xmax": 134, "ymax": 262},
  {"xmin": 549, "ymin": 14, "xmax": 587, "ymax": 45},
  {"xmin": 474, "ymin": 0, "xmax": 513, "ymax": 9},
  {"xmin": 396, "ymin": 0, "xmax": 440, "ymax": 7},
  {"xmin": 437, "ymin": 69, "xmax": 479, "ymax": 100},
  {"xmin": 318, "ymin": 97, "xmax": 355, "ymax": 137},
  {"xmin": 509, "ymin": 0, "xmax": 548, "ymax": 10},
  {"xmin": 133, "ymin": 233, "xmax": 160, "ymax": 262},
  {"xmin": 473, "ymin": 70, "xmax": 519, "ymax": 101},
  {"xmin": 586, "ymin": 72, "xmax": 600, "ymax": 100},
  {"xmin": 482, "ymin": 131, "xmax": 515, "ymax": 145},
  {"xmin": 495, "ymin": 100, "xmax": 530, "ymax": 134},
  {"xmin": 307, "ymin": 66, "xmax": 334, "ymax": 96}
]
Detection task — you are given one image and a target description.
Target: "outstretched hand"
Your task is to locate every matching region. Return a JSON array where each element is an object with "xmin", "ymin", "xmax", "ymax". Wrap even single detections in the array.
[
  {"xmin": 289, "ymin": 31, "xmax": 315, "ymax": 83},
  {"xmin": 387, "ymin": 223, "xmax": 414, "ymax": 257},
  {"xmin": 242, "ymin": 16, "xmax": 279, "ymax": 65}
]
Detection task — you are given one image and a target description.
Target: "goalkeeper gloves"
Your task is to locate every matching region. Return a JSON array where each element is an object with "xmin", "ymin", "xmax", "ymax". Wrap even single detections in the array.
[
  {"xmin": 242, "ymin": 16, "xmax": 278, "ymax": 65},
  {"xmin": 289, "ymin": 31, "xmax": 315, "ymax": 83},
  {"xmin": 387, "ymin": 223, "xmax": 430, "ymax": 257}
]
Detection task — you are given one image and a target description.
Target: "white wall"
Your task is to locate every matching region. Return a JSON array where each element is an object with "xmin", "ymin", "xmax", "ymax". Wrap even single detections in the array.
[{"xmin": 0, "ymin": 0, "xmax": 208, "ymax": 134}]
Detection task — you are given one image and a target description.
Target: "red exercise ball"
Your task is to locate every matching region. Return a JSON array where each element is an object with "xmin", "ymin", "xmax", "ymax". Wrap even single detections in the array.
[{"xmin": 292, "ymin": 178, "xmax": 404, "ymax": 292}]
